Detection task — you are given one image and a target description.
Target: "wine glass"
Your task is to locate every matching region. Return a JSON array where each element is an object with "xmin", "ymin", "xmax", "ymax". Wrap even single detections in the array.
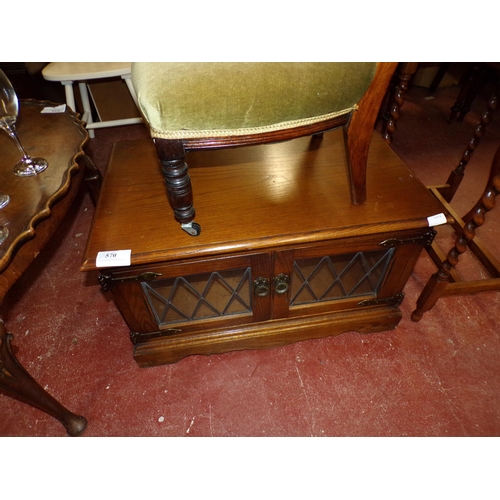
[
  {"xmin": 0, "ymin": 192, "xmax": 9, "ymax": 244},
  {"xmin": 0, "ymin": 192, "xmax": 9, "ymax": 209},
  {"xmin": 0, "ymin": 69, "xmax": 48, "ymax": 177}
]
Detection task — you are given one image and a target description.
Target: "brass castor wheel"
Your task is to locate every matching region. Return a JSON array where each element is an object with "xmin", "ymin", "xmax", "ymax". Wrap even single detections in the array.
[{"xmin": 181, "ymin": 222, "xmax": 201, "ymax": 236}]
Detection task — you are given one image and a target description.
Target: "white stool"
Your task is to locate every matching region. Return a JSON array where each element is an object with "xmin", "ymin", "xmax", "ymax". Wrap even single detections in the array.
[{"xmin": 42, "ymin": 62, "xmax": 142, "ymax": 138}]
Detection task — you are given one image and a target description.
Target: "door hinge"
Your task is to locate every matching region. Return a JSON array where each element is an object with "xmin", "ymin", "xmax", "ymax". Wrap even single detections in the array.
[
  {"xmin": 357, "ymin": 292, "xmax": 405, "ymax": 307},
  {"xmin": 379, "ymin": 229, "xmax": 436, "ymax": 248},
  {"xmin": 98, "ymin": 271, "xmax": 162, "ymax": 291}
]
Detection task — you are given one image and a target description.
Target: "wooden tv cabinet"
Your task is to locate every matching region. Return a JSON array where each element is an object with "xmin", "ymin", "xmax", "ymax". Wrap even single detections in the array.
[{"xmin": 81, "ymin": 129, "xmax": 444, "ymax": 367}]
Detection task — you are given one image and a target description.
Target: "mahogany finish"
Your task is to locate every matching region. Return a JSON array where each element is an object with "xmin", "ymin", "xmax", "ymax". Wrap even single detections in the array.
[
  {"xmin": 82, "ymin": 128, "xmax": 444, "ymax": 367},
  {"xmin": 0, "ymin": 101, "xmax": 91, "ymax": 436},
  {"xmin": 152, "ymin": 63, "xmax": 397, "ymax": 232},
  {"xmin": 412, "ymin": 143, "xmax": 500, "ymax": 322}
]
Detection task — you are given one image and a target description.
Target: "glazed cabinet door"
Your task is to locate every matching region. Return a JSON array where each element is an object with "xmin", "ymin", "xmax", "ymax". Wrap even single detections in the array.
[
  {"xmin": 272, "ymin": 230, "xmax": 432, "ymax": 319},
  {"xmin": 100, "ymin": 251, "xmax": 271, "ymax": 339}
]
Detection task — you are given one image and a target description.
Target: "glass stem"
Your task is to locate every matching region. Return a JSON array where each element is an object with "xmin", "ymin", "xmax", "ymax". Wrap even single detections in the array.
[{"xmin": 5, "ymin": 124, "xmax": 31, "ymax": 161}]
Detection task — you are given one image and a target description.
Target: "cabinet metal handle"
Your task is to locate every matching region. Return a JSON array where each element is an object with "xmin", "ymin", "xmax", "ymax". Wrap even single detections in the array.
[
  {"xmin": 253, "ymin": 277, "xmax": 270, "ymax": 297},
  {"xmin": 273, "ymin": 273, "xmax": 290, "ymax": 295}
]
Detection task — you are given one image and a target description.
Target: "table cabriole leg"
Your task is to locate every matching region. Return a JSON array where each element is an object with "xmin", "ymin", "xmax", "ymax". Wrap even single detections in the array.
[{"xmin": 0, "ymin": 319, "xmax": 87, "ymax": 436}]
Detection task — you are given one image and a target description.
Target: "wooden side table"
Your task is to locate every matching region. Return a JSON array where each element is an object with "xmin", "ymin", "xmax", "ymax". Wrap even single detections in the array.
[
  {"xmin": 0, "ymin": 100, "xmax": 97, "ymax": 436},
  {"xmin": 82, "ymin": 128, "xmax": 446, "ymax": 368}
]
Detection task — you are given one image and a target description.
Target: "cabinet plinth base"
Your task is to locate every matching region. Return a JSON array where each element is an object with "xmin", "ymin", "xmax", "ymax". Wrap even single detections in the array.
[{"xmin": 133, "ymin": 306, "xmax": 402, "ymax": 367}]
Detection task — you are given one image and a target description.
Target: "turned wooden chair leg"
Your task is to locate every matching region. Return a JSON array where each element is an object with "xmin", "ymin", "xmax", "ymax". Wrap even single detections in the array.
[
  {"xmin": 0, "ymin": 319, "xmax": 87, "ymax": 436},
  {"xmin": 381, "ymin": 62, "xmax": 419, "ymax": 145},
  {"xmin": 438, "ymin": 92, "xmax": 498, "ymax": 203},
  {"xmin": 154, "ymin": 139, "xmax": 200, "ymax": 236},
  {"xmin": 411, "ymin": 268, "xmax": 451, "ymax": 322},
  {"xmin": 412, "ymin": 144, "xmax": 500, "ymax": 321}
]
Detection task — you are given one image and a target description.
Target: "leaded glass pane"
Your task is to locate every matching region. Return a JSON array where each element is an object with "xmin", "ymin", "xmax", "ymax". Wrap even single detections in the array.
[
  {"xmin": 291, "ymin": 249, "xmax": 394, "ymax": 306},
  {"xmin": 143, "ymin": 268, "xmax": 252, "ymax": 326}
]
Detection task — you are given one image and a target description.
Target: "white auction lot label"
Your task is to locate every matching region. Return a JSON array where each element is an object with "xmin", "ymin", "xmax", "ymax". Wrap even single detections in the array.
[
  {"xmin": 427, "ymin": 213, "xmax": 447, "ymax": 227},
  {"xmin": 96, "ymin": 250, "xmax": 131, "ymax": 267}
]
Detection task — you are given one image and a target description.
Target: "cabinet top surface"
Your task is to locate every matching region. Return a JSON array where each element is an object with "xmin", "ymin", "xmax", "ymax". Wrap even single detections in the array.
[{"xmin": 82, "ymin": 129, "xmax": 443, "ymax": 271}]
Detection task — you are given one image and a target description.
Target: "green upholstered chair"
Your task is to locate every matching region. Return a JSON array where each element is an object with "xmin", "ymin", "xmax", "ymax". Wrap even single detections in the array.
[{"xmin": 131, "ymin": 62, "xmax": 397, "ymax": 236}]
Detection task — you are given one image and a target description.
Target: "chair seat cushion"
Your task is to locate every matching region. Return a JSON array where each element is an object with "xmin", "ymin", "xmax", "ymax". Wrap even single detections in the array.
[{"xmin": 131, "ymin": 62, "xmax": 377, "ymax": 139}]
